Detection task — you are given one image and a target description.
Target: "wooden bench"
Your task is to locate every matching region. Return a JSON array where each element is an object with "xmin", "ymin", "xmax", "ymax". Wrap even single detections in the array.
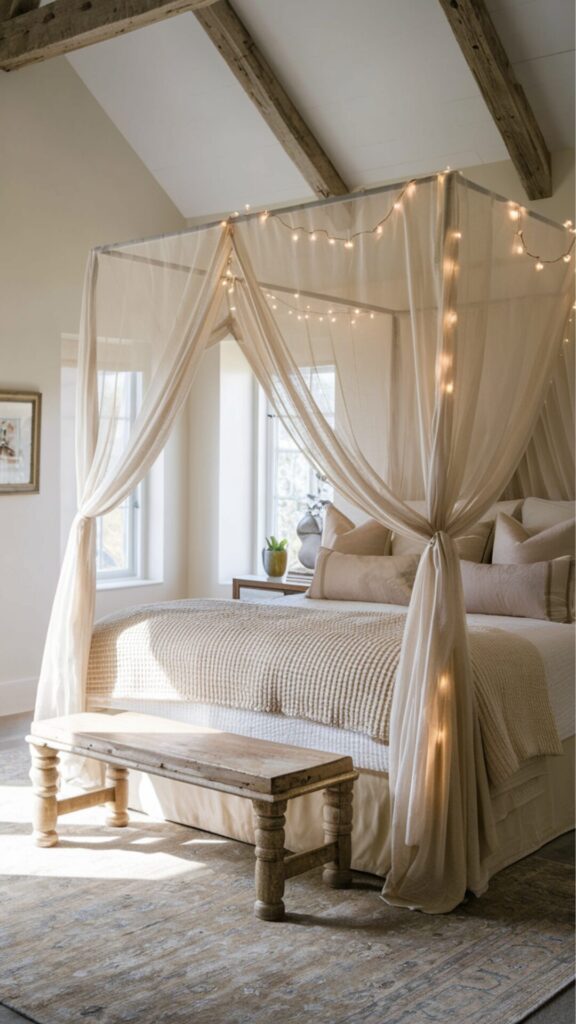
[{"xmin": 27, "ymin": 712, "xmax": 359, "ymax": 921}]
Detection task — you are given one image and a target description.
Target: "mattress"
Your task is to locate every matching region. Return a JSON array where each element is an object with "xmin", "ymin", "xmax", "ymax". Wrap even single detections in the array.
[{"xmin": 99, "ymin": 596, "xmax": 575, "ymax": 773}]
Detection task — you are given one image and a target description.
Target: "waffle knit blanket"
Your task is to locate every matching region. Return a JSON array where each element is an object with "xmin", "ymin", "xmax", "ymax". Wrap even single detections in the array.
[{"xmin": 87, "ymin": 599, "xmax": 562, "ymax": 786}]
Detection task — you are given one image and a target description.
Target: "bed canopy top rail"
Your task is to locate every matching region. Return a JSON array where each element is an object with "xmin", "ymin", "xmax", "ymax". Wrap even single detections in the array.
[{"xmin": 95, "ymin": 171, "xmax": 571, "ymax": 256}]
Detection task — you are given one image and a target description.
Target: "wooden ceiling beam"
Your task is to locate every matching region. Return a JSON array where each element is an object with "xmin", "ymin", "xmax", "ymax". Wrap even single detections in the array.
[
  {"xmin": 9, "ymin": 0, "xmax": 41, "ymax": 17},
  {"xmin": 195, "ymin": 0, "xmax": 349, "ymax": 198},
  {"xmin": 0, "ymin": 0, "xmax": 218, "ymax": 71},
  {"xmin": 438, "ymin": 0, "xmax": 551, "ymax": 200}
]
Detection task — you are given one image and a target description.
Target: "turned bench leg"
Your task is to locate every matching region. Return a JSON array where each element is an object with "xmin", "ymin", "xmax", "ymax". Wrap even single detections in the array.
[
  {"xmin": 252, "ymin": 799, "xmax": 287, "ymax": 921},
  {"xmin": 31, "ymin": 744, "xmax": 59, "ymax": 848},
  {"xmin": 322, "ymin": 780, "xmax": 354, "ymax": 888},
  {"xmin": 105, "ymin": 765, "xmax": 129, "ymax": 827}
]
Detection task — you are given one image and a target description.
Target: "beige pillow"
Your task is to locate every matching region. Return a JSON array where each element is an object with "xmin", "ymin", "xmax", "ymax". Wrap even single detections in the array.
[
  {"xmin": 308, "ymin": 548, "xmax": 419, "ymax": 604},
  {"xmin": 322, "ymin": 505, "xmax": 391, "ymax": 555},
  {"xmin": 493, "ymin": 513, "xmax": 575, "ymax": 564},
  {"xmin": 460, "ymin": 558, "xmax": 573, "ymax": 622},
  {"xmin": 484, "ymin": 499, "xmax": 523, "ymax": 522},
  {"xmin": 391, "ymin": 520, "xmax": 493, "ymax": 562},
  {"xmin": 522, "ymin": 498, "xmax": 575, "ymax": 531}
]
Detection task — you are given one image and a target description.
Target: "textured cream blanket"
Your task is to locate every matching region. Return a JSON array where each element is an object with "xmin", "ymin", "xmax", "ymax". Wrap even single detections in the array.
[{"xmin": 87, "ymin": 599, "xmax": 562, "ymax": 786}]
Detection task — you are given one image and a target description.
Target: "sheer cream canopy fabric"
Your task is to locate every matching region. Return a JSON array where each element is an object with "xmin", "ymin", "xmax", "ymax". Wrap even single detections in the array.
[{"xmin": 36, "ymin": 173, "xmax": 574, "ymax": 912}]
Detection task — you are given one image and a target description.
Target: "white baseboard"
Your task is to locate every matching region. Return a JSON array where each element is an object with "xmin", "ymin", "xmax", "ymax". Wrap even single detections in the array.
[{"xmin": 0, "ymin": 677, "xmax": 37, "ymax": 716}]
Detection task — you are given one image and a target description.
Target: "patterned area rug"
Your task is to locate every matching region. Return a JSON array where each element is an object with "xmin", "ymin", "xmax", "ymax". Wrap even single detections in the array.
[{"xmin": 0, "ymin": 743, "xmax": 573, "ymax": 1024}]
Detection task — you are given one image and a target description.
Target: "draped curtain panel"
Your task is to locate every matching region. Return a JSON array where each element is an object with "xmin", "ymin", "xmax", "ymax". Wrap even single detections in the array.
[{"xmin": 35, "ymin": 173, "xmax": 574, "ymax": 910}]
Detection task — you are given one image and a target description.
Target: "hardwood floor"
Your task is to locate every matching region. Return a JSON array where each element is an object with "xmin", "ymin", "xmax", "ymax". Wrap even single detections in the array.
[{"xmin": 0, "ymin": 712, "xmax": 573, "ymax": 1024}]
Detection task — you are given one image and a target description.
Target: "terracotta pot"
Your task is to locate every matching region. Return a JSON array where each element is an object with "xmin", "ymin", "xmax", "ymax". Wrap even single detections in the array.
[{"xmin": 262, "ymin": 548, "xmax": 288, "ymax": 578}]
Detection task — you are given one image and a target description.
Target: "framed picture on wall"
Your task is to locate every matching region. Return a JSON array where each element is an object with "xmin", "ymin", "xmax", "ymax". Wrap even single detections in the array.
[{"xmin": 0, "ymin": 390, "xmax": 41, "ymax": 494}]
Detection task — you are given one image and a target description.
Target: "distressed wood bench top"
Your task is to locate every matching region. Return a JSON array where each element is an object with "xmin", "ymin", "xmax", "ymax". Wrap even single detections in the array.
[{"xmin": 29, "ymin": 711, "xmax": 356, "ymax": 802}]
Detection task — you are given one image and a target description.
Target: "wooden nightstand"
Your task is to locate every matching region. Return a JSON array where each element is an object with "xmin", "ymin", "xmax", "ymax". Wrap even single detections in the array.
[{"xmin": 232, "ymin": 575, "xmax": 310, "ymax": 600}]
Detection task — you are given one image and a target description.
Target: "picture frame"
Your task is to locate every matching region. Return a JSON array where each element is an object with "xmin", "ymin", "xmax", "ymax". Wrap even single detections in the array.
[{"xmin": 0, "ymin": 390, "xmax": 41, "ymax": 494}]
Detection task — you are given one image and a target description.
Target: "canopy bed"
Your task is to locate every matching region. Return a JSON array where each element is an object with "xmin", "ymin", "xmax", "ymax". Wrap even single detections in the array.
[{"xmin": 35, "ymin": 171, "xmax": 575, "ymax": 914}]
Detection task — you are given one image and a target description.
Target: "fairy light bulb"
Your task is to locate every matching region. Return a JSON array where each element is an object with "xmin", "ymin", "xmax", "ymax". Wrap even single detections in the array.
[
  {"xmin": 564, "ymin": 220, "xmax": 573, "ymax": 228},
  {"xmin": 232, "ymin": 211, "xmax": 239, "ymax": 218},
  {"xmin": 244, "ymin": 204, "xmax": 251, "ymax": 211},
  {"xmin": 453, "ymin": 230, "xmax": 462, "ymax": 240},
  {"xmin": 259, "ymin": 211, "xmax": 269, "ymax": 223},
  {"xmin": 328, "ymin": 237, "xmax": 336, "ymax": 246},
  {"xmin": 297, "ymin": 314, "xmax": 303, "ymax": 321},
  {"xmin": 292, "ymin": 232, "xmax": 299, "ymax": 242},
  {"xmin": 331, "ymin": 316, "xmax": 336, "ymax": 323},
  {"xmin": 535, "ymin": 260, "xmax": 544, "ymax": 271},
  {"xmin": 310, "ymin": 232, "xmax": 317, "ymax": 242},
  {"xmin": 394, "ymin": 201, "xmax": 402, "ymax": 211},
  {"xmin": 354, "ymin": 308, "xmax": 360, "ymax": 315},
  {"xmin": 220, "ymin": 220, "xmax": 227, "ymax": 228},
  {"xmin": 514, "ymin": 243, "xmax": 524, "ymax": 255},
  {"xmin": 370, "ymin": 313, "xmax": 375, "ymax": 319},
  {"xmin": 444, "ymin": 381, "xmax": 454, "ymax": 394},
  {"xmin": 376, "ymin": 225, "xmax": 383, "ymax": 236},
  {"xmin": 288, "ymin": 310, "xmax": 293, "ymax": 316},
  {"xmin": 318, "ymin": 316, "xmax": 324, "ymax": 322},
  {"xmin": 304, "ymin": 314, "xmax": 309, "ymax": 320},
  {"xmin": 509, "ymin": 208, "xmax": 520, "ymax": 221},
  {"xmin": 406, "ymin": 182, "xmax": 416, "ymax": 196},
  {"xmin": 344, "ymin": 239, "xmax": 354, "ymax": 249},
  {"xmin": 563, "ymin": 254, "xmax": 572, "ymax": 263},
  {"xmin": 293, "ymin": 292, "xmax": 300, "ymax": 299},
  {"xmin": 447, "ymin": 311, "xmax": 458, "ymax": 325}
]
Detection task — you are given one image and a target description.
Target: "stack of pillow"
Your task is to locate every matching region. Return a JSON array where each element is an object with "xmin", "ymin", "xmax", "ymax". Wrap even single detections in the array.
[
  {"xmin": 462, "ymin": 498, "xmax": 574, "ymax": 622},
  {"xmin": 308, "ymin": 499, "xmax": 575, "ymax": 622}
]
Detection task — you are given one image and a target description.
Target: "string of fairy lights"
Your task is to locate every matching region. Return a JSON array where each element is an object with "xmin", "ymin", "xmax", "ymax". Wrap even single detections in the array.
[{"xmin": 220, "ymin": 171, "xmax": 575, "ymax": 331}]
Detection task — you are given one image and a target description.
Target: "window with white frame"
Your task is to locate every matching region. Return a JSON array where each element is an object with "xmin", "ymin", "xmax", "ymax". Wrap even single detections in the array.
[
  {"xmin": 217, "ymin": 345, "xmax": 335, "ymax": 578},
  {"xmin": 60, "ymin": 364, "xmax": 148, "ymax": 586},
  {"xmin": 95, "ymin": 371, "xmax": 144, "ymax": 581},
  {"xmin": 265, "ymin": 367, "xmax": 335, "ymax": 566}
]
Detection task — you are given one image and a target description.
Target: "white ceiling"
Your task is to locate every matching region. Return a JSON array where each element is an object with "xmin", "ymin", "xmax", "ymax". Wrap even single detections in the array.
[{"xmin": 64, "ymin": 0, "xmax": 575, "ymax": 218}]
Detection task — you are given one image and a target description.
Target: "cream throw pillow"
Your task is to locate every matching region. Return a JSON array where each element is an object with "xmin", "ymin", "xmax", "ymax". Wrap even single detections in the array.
[
  {"xmin": 322, "ymin": 505, "xmax": 391, "ymax": 555},
  {"xmin": 522, "ymin": 498, "xmax": 576, "ymax": 531},
  {"xmin": 308, "ymin": 548, "xmax": 419, "ymax": 604},
  {"xmin": 460, "ymin": 558, "xmax": 573, "ymax": 622},
  {"xmin": 493, "ymin": 513, "xmax": 575, "ymax": 564}
]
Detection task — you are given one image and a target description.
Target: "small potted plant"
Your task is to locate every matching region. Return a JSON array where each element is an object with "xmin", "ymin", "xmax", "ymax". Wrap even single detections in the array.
[{"xmin": 262, "ymin": 536, "xmax": 288, "ymax": 578}]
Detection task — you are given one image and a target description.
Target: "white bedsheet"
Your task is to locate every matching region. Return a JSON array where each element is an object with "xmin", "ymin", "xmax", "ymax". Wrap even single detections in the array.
[{"xmin": 99, "ymin": 596, "xmax": 574, "ymax": 773}]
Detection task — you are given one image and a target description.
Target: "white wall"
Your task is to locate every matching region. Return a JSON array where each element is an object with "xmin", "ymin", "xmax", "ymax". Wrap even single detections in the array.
[
  {"xmin": 0, "ymin": 58, "xmax": 186, "ymax": 715},
  {"xmin": 186, "ymin": 149, "xmax": 576, "ymax": 598}
]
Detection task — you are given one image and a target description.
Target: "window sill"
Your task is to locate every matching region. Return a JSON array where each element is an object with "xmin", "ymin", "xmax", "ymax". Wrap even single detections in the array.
[{"xmin": 96, "ymin": 578, "xmax": 163, "ymax": 592}]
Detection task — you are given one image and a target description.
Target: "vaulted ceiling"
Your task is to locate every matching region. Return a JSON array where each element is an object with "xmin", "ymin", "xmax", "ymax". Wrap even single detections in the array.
[{"xmin": 27, "ymin": 0, "xmax": 576, "ymax": 217}]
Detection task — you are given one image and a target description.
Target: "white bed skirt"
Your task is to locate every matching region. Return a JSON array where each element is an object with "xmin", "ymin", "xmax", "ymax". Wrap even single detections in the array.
[{"xmin": 127, "ymin": 736, "xmax": 574, "ymax": 882}]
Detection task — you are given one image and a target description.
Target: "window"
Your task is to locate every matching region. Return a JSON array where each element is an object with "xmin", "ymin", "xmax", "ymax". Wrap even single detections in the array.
[
  {"xmin": 95, "ymin": 371, "xmax": 143, "ymax": 582},
  {"xmin": 217, "ymin": 346, "xmax": 335, "ymax": 579},
  {"xmin": 60, "ymin": 363, "xmax": 149, "ymax": 587},
  {"xmin": 266, "ymin": 367, "xmax": 335, "ymax": 566}
]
